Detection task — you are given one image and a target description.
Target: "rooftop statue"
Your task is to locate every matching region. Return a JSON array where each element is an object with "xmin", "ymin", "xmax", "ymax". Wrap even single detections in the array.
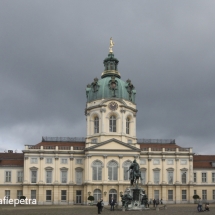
[{"xmin": 109, "ymin": 37, "xmax": 114, "ymax": 53}]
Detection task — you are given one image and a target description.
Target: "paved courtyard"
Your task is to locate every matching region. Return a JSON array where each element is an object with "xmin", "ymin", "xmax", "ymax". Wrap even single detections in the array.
[{"xmin": 0, "ymin": 204, "xmax": 214, "ymax": 215}]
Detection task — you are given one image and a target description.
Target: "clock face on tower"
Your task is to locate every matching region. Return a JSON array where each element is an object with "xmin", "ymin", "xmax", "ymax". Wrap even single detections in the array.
[{"xmin": 108, "ymin": 102, "xmax": 118, "ymax": 111}]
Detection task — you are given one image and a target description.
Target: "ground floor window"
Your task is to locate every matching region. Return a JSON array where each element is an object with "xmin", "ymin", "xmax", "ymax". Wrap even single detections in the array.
[
  {"xmin": 154, "ymin": 190, "xmax": 159, "ymax": 200},
  {"xmin": 5, "ymin": 190, "xmax": 10, "ymax": 199},
  {"xmin": 31, "ymin": 190, "xmax": 36, "ymax": 200},
  {"xmin": 46, "ymin": 190, "xmax": 52, "ymax": 201},
  {"xmin": 168, "ymin": 190, "xmax": 173, "ymax": 201},
  {"xmin": 213, "ymin": 190, "xmax": 215, "ymax": 200},
  {"xmin": 109, "ymin": 189, "xmax": 117, "ymax": 203},
  {"xmin": 182, "ymin": 190, "xmax": 186, "ymax": 201},
  {"xmin": 61, "ymin": 190, "xmax": 67, "ymax": 201},
  {"xmin": 17, "ymin": 190, "xmax": 23, "ymax": 199},
  {"xmin": 93, "ymin": 189, "xmax": 102, "ymax": 203},
  {"xmin": 76, "ymin": 190, "xmax": 82, "ymax": 204},
  {"xmin": 202, "ymin": 190, "xmax": 207, "ymax": 200}
]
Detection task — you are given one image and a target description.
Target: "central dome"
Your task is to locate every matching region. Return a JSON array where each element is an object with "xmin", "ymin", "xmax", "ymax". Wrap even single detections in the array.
[{"xmin": 86, "ymin": 52, "xmax": 136, "ymax": 103}]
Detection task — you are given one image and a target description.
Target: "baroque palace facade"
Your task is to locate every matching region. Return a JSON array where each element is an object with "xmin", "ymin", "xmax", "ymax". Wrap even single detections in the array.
[{"xmin": 1, "ymin": 42, "xmax": 215, "ymax": 205}]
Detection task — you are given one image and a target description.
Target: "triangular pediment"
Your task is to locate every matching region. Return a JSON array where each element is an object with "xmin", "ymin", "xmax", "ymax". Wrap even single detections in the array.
[{"xmin": 85, "ymin": 138, "xmax": 140, "ymax": 152}]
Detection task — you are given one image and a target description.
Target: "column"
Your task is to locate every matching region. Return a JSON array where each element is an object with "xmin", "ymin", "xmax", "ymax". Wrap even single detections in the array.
[
  {"xmin": 100, "ymin": 108, "xmax": 106, "ymax": 134},
  {"xmin": 38, "ymin": 185, "xmax": 44, "ymax": 205},
  {"xmin": 103, "ymin": 155, "xmax": 107, "ymax": 182},
  {"xmin": 39, "ymin": 157, "xmax": 44, "ymax": 183},
  {"xmin": 189, "ymin": 157, "xmax": 193, "ymax": 183},
  {"xmin": 133, "ymin": 113, "xmax": 136, "ymax": 138},
  {"xmin": 120, "ymin": 109, "xmax": 125, "ymax": 137},
  {"xmin": 54, "ymin": 157, "xmax": 59, "ymax": 183},
  {"xmin": 69, "ymin": 156, "xmax": 74, "ymax": 184},
  {"xmin": 24, "ymin": 156, "xmax": 29, "ymax": 183},
  {"xmin": 147, "ymin": 158, "xmax": 152, "ymax": 184},
  {"xmin": 175, "ymin": 158, "xmax": 180, "ymax": 184},
  {"xmin": 88, "ymin": 155, "xmax": 91, "ymax": 181},
  {"xmin": 87, "ymin": 112, "xmax": 90, "ymax": 137},
  {"xmin": 161, "ymin": 185, "xmax": 166, "ymax": 204},
  {"xmin": 68, "ymin": 185, "xmax": 74, "ymax": 204},
  {"xmin": 53, "ymin": 185, "xmax": 59, "ymax": 204},
  {"xmin": 119, "ymin": 155, "xmax": 123, "ymax": 181},
  {"xmin": 162, "ymin": 158, "xmax": 166, "ymax": 184},
  {"xmin": 189, "ymin": 185, "xmax": 194, "ymax": 203}
]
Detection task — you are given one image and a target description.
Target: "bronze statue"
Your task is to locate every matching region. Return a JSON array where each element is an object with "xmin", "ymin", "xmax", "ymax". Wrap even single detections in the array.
[
  {"xmin": 121, "ymin": 189, "xmax": 132, "ymax": 210},
  {"xmin": 127, "ymin": 159, "xmax": 142, "ymax": 186}
]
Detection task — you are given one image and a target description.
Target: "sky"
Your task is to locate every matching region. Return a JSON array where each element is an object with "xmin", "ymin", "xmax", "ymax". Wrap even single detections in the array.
[{"xmin": 0, "ymin": 1, "xmax": 215, "ymax": 154}]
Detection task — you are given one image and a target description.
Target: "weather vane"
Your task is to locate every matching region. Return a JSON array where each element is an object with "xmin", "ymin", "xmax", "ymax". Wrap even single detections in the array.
[{"xmin": 109, "ymin": 37, "xmax": 114, "ymax": 53}]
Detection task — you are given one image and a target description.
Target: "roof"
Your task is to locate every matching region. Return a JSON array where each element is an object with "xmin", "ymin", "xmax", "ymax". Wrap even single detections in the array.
[
  {"xmin": 193, "ymin": 155, "xmax": 215, "ymax": 169},
  {"xmin": 139, "ymin": 143, "xmax": 182, "ymax": 150},
  {"xmin": 34, "ymin": 141, "xmax": 85, "ymax": 147},
  {"xmin": 0, "ymin": 153, "xmax": 24, "ymax": 167}
]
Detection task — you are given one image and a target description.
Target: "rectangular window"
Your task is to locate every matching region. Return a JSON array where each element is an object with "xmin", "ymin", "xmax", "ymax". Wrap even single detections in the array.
[
  {"xmin": 17, "ymin": 190, "xmax": 23, "ymax": 199},
  {"xmin": 180, "ymin": 160, "xmax": 187, "ymax": 165},
  {"xmin": 213, "ymin": 190, "xmax": 215, "ymax": 200},
  {"xmin": 46, "ymin": 171, "xmax": 52, "ymax": 183},
  {"xmin": 31, "ymin": 170, "xmax": 37, "ymax": 183},
  {"xmin": 168, "ymin": 171, "xmax": 173, "ymax": 184},
  {"xmin": 181, "ymin": 172, "xmax": 186, "ymax": 184},
  {"xmin": 94, "ymin": 117, "xmax": 99, "ymax": 133},
  {"xmin": 140, "ymin": 159, "xmax": 146, "ymax": 165},
  {"xmin": 46, "ymin": 190, "xmax": 52, "ymax": 201},
  {"xmin": 193, "ymin": 173, "xmax": 197, "ymax": 183},
  {"xmin": 61, "ymin": 190, "xmax": 67, "ymax": 201},
  {"xmin": 123, "ymin": 166, "xmax": 129, "ymax": 180},
  {"xmin": 61, "ymin": 158, "xmax": 68, "ymax": 164},
  {"xmin": 182, "ymin": 190, "xmax": 187, "ymax": 201},
  {"xmin": 31, "ymin": 158, "xmax": 38, "ymax": 164},
  {"xmin": 31, "ymin": 190, "xmax": 36, "ymax": 200},
  {"xmin": 61, "ymin": 171, "xmax": 67, "ymax": 183},
  {"xmin": 46, "ymin": 158, "xmax": 52, "ymax": 164},
  {"xmin": 154, "ymin": 190, "xmax": 159, "ymax": 200},
  {"xmin": 76, "ymin": 190, "xmax": 82, "ymax": 204},
  {"xmin": 76, "ymin": 159, "xmax": 82, "ymax": 164},
  {"xmin": 76, "ymin": 171, "xmax": 83, "ymax": 185},
  {"xmin": 153, "ymin": 159, "xmax": 160, "ymax": 165},
  {"xmin": 194, "ymin": 190, "xmax": 197, "ymax": 195},
  {"xmin": 168, "ymin": 190, "xmax": 173, "ymax": 201},
  {"xmin": 212, "ymin": 173, "xmax": 215, "ymax": 183},
  {"xmin": 141, "ymin": 170, "xmax": 146, "ymax": 185},
  {"xmin": 154, "ymin": 171, "xmax": 160, "ymax": 184},
  {"xmin": 5, "ymin": 190, "xmax": 10, "ymax": 199},
  {"xmin": 5, "ymin": 171, "xmax": 11, "ymax": 182},
  {"xmin": 202, "ymin": 190, "xmax": 207, "ymax": 200},
  {"xmin": 167, "ymin": 159, "xmax": 174, "ymax": 165},
  {"xmin": 202, "ymin": 173, "xmax": 207, "ymax": 183},
  {"xmin": 17, "ymin": 171, "xmax": 23, "ymax": 182}
]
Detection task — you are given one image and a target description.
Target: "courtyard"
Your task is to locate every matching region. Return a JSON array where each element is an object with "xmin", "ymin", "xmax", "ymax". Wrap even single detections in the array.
[{"xmin": 0, "ymin": 204, "xmax": 214, "ymax": 215}]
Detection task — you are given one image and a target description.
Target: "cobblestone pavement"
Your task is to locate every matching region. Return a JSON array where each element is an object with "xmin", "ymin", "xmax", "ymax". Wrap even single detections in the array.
[{"xmin": 0, "ymin": 205, "xmax": 214, "ymax": 215}]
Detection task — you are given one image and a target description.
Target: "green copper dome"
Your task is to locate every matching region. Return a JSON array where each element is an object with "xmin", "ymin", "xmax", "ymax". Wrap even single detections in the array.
[{"xmin": 86, "ymin": 52, "xmax": 136, "ymax": 104}]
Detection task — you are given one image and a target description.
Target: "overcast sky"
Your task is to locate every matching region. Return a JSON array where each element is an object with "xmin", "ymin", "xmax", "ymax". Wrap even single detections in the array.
[{"xmin": 0, "ymin": 1, "xmax": 215, "ymax": 154}]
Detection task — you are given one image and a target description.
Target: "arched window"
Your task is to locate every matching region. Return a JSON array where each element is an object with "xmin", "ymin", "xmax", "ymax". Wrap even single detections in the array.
[
  {"xmin": 92, "ymin": 160, "xmax": 102, "ymax": 181},
  {"xmin": 182, "ymin": 172, "xmax": 186, "ymax": 184},
  {"xmin": 109, "ymin": 189, "xmax": 117, "ymax": 203},
  {"xmin": 94, "ymin": 116, "xmax": 99, "ymax": 133},
  {"xmin": 123, "ymin": 161, "xmax": 132, "ymax": 180},
  {"xmin": 109, "ymin": 116, "xmax": 116, "ymax": 132},
  {"xmin": 108, "ymin": 161, "xmax": 118, "ymax": 180},
  {"xmin": 93, "ymin": 189, "xmax": 102, "ymax": 203},
  {"xmin": 75, "ymin": 168, "xmax": 83, "ymax": 185},
  {"xmin": 126, "ymin": 118, "xmax": 130, "ymax": 134}
]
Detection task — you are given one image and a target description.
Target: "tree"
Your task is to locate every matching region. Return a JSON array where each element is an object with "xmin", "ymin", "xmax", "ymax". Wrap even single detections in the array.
[
  {"xmin": 88, "ymin": 196, "xmax": 94, "ymax": 205},
  {"xmin": 193, "ymin": 194, "xmax": 200, "ymax": 203}
]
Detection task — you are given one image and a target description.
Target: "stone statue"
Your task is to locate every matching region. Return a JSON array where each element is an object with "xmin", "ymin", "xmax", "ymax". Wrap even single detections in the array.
[
  {"xmin": 109, "ymin": 37, "xmax": 114, "ymax": 53},
  {"xmin": 121, "ymin": 189, "xmax": 132, "ymax": 210},
  {"xmin": 127, "ymin": 159, "xmax": 142, "ymax": 186},
  {"xmin": 140, "ymin": 192, "xmax": 149, "ymax": 208}
]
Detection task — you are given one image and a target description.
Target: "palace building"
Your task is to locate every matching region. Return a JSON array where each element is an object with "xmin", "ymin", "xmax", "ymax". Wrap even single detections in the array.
[{"xmin": 1, "ymin": 41, "xmax": 215, "ymax": 205}]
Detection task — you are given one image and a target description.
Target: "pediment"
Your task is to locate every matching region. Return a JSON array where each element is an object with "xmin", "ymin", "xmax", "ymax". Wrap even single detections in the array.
[{"xmin": 85, "ymin": 138, "xmax": 140, "ymax": 152}]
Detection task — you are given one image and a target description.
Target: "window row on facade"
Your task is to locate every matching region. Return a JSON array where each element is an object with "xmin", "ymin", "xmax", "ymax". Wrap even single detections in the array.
[
  {"xmin": 193, "ymin": 172, "xmax": 215, "ymax": 183},
  {"xmin": 93, "ymin": 116, "xmax": 131, "ymax": 134},
  {"xmin": 30, "ymin": 157, "xmax": 83, "ymax": 164}
]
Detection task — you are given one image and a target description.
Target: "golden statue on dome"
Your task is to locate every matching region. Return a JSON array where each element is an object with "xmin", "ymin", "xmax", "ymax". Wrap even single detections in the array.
[{"xmin": 109, "ymin": 37, "xmax": 114, "ymax": 53}]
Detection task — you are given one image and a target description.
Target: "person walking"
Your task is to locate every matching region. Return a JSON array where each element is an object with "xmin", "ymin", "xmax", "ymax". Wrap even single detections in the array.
[
  {"xmin": 100, "ymin": 199, "xmax": 104, "ymax": 212},
  {"xmin": 109, "ymin": 197, "xmax": 115, "ymax": 211},
  {"xmin": 153, "ymin": 199, "xmax": 156, "ymax": 207},
  {"xmin": 97, "ymin": 200, "xmax": 102, "ymax": 214}
]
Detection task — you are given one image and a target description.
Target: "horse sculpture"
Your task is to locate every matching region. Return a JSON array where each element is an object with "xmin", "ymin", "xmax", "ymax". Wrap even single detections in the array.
[{"xmin": 127, "ymin": 159, "xmax": 142, "ymax": 186}]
